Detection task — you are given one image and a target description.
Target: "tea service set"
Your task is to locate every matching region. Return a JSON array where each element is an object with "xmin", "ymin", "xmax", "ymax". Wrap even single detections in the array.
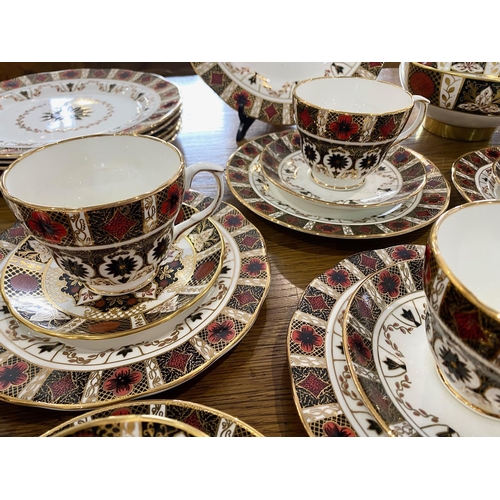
[{"xmin": 0, "ymin": 62, "xmax": 499, "ymax": 437}]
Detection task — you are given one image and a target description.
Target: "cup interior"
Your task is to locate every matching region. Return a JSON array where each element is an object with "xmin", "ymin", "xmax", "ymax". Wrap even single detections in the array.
[
  {"xmin": 294, "ymin": 77, "xmax": 413, "ymax": 114},
  {"xmin": 433, "ymin": 201, "xmax": 500, "ymax": 312},
  {"xmin": 2, "ymin": 135, "xmax": 182, "ymax": 209}
]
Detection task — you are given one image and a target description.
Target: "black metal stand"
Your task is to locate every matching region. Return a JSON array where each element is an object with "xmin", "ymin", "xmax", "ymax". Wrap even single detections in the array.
[{"xmin": 236, "ymin": 102, "xmax": 255, "ymax": 142}]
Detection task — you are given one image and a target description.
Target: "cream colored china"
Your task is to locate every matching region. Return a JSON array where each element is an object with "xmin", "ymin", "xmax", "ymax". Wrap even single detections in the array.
[
  {"xmin": 0, "ymin": 68, "xmax": 182, "ymax": 158},
  {"xmin": 424, "ymin": 201, "xmax": 500, "ymax": 418},
  {"xmin": 259, "ymin": 131, "xmax": 427, "ymax": 211},
  {"xmin": 400, "ymin": 62, "xmax": 500, "ymax": 141},
  {"xmin": 342, "ymin": 257, "xmax": 500, "ymax": 436},
  {"xmin": 1, "ymin": 215, "xmax": 224, "ymax": 343},
  {"xmin": 49, "ymin": 414, "xmax": 209, "ymax": 437},
  {"xmin": 0, "ymin": 135, "xmax": 224, "ymax": 295},
  {"xmin": 41, "ymin": 399, "xmax": 263, "ymax": 437},
  {"xmin": 191, "ymin": 62, "xmax": 384, "ymax": 125}
]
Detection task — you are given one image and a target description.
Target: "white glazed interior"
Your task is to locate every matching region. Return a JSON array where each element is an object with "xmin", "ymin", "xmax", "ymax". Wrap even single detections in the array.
[
  {"xmin": 294, "ymin": 77, "xmax": 413, "ymax": 114},
  {"xmin": 435, "ymin": 201, "xmax": 500, "ymax": 311},
  {"xmin": 3, "ymin": 135, "xmax": 182, "ymax": 209}
]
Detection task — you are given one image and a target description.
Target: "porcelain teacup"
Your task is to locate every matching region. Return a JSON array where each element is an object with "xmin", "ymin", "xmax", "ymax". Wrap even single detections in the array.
[
  {"xmin": 424, "ymin": 200, "xmax": 500, "ymax": 417},
  {"xmin": 292, "ymin": 77, "xmax": 429, "ymax": 190},
  {"xmin": 0, "ymin": 134, "xmax": 224, "ymax": 295}
]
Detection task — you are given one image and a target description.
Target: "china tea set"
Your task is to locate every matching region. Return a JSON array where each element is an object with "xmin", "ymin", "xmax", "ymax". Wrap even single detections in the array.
[{"xmin": 0, "ymin": 62, "xmax": 499, "ymax": 437}]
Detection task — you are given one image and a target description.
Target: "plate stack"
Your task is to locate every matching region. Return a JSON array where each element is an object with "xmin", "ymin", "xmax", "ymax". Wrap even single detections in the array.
[{"xmin": 0, "ymin": 67, "xmax": 183, "ymax": 171}]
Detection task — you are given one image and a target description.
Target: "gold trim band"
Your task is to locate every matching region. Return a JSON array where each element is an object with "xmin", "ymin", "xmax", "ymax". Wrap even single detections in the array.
[{"xmin": 423, "ymin": 116, "xmax": 497, "ymax": 142}]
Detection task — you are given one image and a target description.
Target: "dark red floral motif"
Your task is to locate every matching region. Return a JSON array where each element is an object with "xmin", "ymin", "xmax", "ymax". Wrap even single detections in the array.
[
  {"xmin": 60, "ymin": 70, "xmax": 80, "ymax": 79},
  {"xmin": 485, "ymin": 149, "xmax": 500, "ymax": 160},
  {"xmin": 0, "ymin": 362, "xmax": 29, "ymax": 390},
  {"xmin": 242, "ymin": 144, "xmax": 258, "ymax": 156},
  {"xmin": 378, "ymin": 269, "xmax": 401, "ymax": 297},
  {"xmin": 161, "ymin": 183, "xmax": 182, "ymax": 218},
  {"xmin": 27, "ymin": 211, "xmax": 67, "ymax": 244},
  {"xmin": 323, "ymin": 421, "xmax": 356, "ymax": 437},
  {"xmin": 409, "ymin": 72, "xmax": 435, "ymax": 99},
  {"xmin": 233, "ymin": 90, "xmax": 252, "ymax": 109},
  {"xmin": 229, "ymin": 171, "xmax": 247, "ymax": 183},
  {"xmin": 325, "ymin": 268, "xmax": 351, "ymax": 288},
  {"xmin": 103, "ymin": 367, "xmax": 142, "ymax": 396},
  {"xmin": 314, "ymin": 223, "xmax": 343, "ymax": 234},
  {"xmin": 222, "ymin": 213, "xmax": 244, "ymax": 229},
  {"xmin": 391, "ymin": 150, "xmax": 411, "ymax": 165},
  {"xmin": 391, "ymin": 246, "xmax": 418, "ymax": 261},
  {"xmin": 348, "ymin": 333, "xmax": 372, "ymax": 366},
  {"xmin": 207, "ymin": 320, "xmax": 236, "ymax": 344},
  {"xmin": 329, "ymin": 115, "xmax": 359, "ymax": 140},
  {"xmin": 291, "ymin": 325, "xmax": 323, "ymax": 353},
  {"xmin": 422, "ymin": 193, "xmax": 445, "ymax": 205},
  {"xmin": 386, "ymin": 220, "xmax": 411, "ymax": 231},
  {"xmin": 111, "ymin": 408, "xmax": 131, "ymax": 416},
  {"xmin": 242, "ymin": 258, "xmax": 266, "ymax": 277},
  {"xmin": 453, "ymin": 311, "xmax": 486, "ymax": 342},
  {"xmin": 8, "ymin": 226, "xmax": 25, "ymax": 238},
  {"xmin": 116, "ymin": 70, "xmax": 133, "ymax": 80}
]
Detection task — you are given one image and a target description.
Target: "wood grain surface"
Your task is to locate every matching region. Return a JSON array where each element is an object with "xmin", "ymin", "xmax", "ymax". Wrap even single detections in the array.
[{"xmin": 0, "ymin": 67, "xmax": 498, "ymax": 437}]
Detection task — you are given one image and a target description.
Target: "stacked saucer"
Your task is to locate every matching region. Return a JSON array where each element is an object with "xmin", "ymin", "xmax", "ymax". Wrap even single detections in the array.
[
  {"xmin": 0, "ymin": 68, "xmax": 183, "ymax": 170},
  {"xmin": 287, "ymin": 245, "xmax": 500, "ymax": 437},
  {"xmin": 226, "ymin": 131, "xmax": 451, "ymax": 239},
  {"xmin": 0, "ymin": 192, "xmax": 270, "ymax": 410}
]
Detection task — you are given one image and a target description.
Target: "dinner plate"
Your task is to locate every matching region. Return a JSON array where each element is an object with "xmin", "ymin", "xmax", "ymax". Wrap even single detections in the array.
[
  {"xmin": 287, "ymin": 244, "xmax": 424, "ymax": 437},
  {"xmin": 0, "ymin": 68, "xmax": 182, "ymax": 158},
  {"xmin": 1, "ymin": 214, "xmax": 224, "ymax": 342},
  {"xmin": 342, "ymin": 258, "xmax": 500, "ymax": 437},
  {"xmin": 0, "ymin": 192, "xmax": 270, "ymax": 409},
  {"xmin": 226, "ymin": 132, "xmax": 450, "ymax": 239},
  {"xmin": 451, "ymin": 146, "xmax": 500, "ymax": 202},
  {"xmin": 259, "ymin": 130, "xmax": 427, "ymax": 210},
  {"xmin": 191, "ymin": 62, "xmax": 383, "ymax": 126},
  {"xmin": 48, "ymin": 414, "xmax": 209, "ymax": 437},
  {"xmin": 41, "ymin": 399, "xmax": 263, "ymax": 437}
]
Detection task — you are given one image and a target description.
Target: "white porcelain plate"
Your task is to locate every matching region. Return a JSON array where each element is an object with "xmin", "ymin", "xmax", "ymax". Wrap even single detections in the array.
[
  {"xmin": 0, "ymin": 68, "xmax": 182, "ymax": 158},
  {"xmin": 192, "ymin": 62, "xmax": 383, "ymax": 125}
]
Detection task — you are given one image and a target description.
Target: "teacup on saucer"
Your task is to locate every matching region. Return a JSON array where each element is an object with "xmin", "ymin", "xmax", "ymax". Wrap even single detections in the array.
[
  {"xmin": 259, "ymin": 131, "xmax": 427, "ymax": 217},
  {"xmin": 0, "ymin": 211, "xmax": 224, "ymax": 343}
]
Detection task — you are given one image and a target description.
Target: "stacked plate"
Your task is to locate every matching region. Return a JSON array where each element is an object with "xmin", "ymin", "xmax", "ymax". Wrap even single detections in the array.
[
  {"xmin": 0, "ymin": 192, "xmax": 270, "ymax": 415},
  {"xmin": 226, "ymin": 130, "xmax": 451, "ymax": 239},
  {"xmin": 0, "ymin": 68, "xmax": 183, "ymax": 170},
  {"xmin": 287, "ymin": 244, "xmax": 500, "ymax": 437}
]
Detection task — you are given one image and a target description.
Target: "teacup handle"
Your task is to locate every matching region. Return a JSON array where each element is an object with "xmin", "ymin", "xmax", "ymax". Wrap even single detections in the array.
[
  {"xmin": 172, "ymin": 161, "xmax": 225, "ymax": 239},
  {"xmin": 391, "ymin": 94, "xmax": 429, "ymax": 147}
]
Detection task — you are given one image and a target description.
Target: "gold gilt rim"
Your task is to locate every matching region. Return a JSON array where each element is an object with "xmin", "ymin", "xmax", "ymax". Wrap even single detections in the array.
[
  {"xmin": 429, "ymin": 200, "xmax": 500, "ymax": 322},
  {"xmin": 0, "ymin": 134, "xmax": 185, "ymax": 213},
  {"xmin": 410, "ymin": 61, "xmax": 500, "ymax": 84},
  {"xmin": 49, "ymin": 414, "xmax": 209, "ymax": 437},
  {"xmin": 424, "ymin": 116, "xmax": 497, "ymax": 142},
  {"xmin": 292, "ymin": 76, "xmax": 416, "ymax": 117},
  {"xmin": 0, "ymin": 217, "xmax": 225, "ymax": 341},
  {"xmin": 40, "ymin": 399, "xmax": 265, "ymax": 436}
]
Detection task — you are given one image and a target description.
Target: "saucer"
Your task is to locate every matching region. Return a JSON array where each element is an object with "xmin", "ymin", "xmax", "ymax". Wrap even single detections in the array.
[
  {"xmin": 343, "ymin": 258, "xmax": 500, "ymax": 437},
  {"xmin": 1, "ymin": 213, "xmax": 224, "ymax": 342},
  {"xmin": 259, "ymin": 131, "xmax": 427, "ymax": 210},
  {"xmin": 227, "ymin": 132, "xmax": 450, "ymax": 239},
  {"xmin": 48, "ymin": 414, "xmax": 209, "ymax": 437},
  {"xmin": 0, "ymin": 193, "xmax": 270, "ymax": 409},
  {"xmin": 0, "ymin": 68, "xmax": 182, "ymax": 159},
  {"xmin": 191, "ymin": 62, "xmax": 383, "ymax": 126},
  {"xmin": 41, "ymin": 399, "xmax": 263, "ymax": 437},
  {"xmin": 287, "ymin": 244, "xmax": 424, "ymax": 437},
  {"xmin": 451, "ymin": 146, "xmax": 500, "ymax": 202}
]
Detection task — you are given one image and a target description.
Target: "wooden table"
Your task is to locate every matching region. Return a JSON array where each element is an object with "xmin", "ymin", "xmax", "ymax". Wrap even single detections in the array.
[{"xmin": 0, "ymin": 68, "xmax": 498, "ymax": 437}]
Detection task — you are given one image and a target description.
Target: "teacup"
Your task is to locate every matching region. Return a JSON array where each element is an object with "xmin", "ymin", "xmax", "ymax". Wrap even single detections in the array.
[
  {"xmin": 0, "ymin": 134, "xmax": 224, "ymax": 295},
  {"xmin": 423, "ymin": 200, "xmax": 500, "ymax": 417},
  {"xmin": 292, "ymin": 77, "xmax": 429, "ymax": 190}
]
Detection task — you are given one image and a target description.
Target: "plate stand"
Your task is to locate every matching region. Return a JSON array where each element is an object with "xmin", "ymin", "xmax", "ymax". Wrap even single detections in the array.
[{"xmin": 236, "ymin": 102, "xmax": 256, "ymax": 142}]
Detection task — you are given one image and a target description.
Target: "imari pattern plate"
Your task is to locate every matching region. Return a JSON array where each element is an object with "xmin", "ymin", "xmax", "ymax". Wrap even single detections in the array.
[
  {"xmin": 192, "ymin": 62, "xmax": 383, "ymax": 126},
  {"xmin": 0, "ymin": 193, "xmax": 270, "ymax": 409},
  {"xmin": 41, "ymin": 399, "xmax": 263, "ymax": 437},
  {"xmin": 451, "ymin": 147, "xmax": 500, "ymax": 202},
  {"xmin": 259, "ymin": 131, "xmax": 427, "ymax": 209},
  {"xmin": 287, "ymin": 244, "xmax": 424, "ymax": 437},
  {"xmin": 0, "ymin": 68, "xmax": 182, "ymax": 158},
  {"xmin": 1, "ymin": 214, "xmax": 225, "ymax": 342},
  {"xmin": 343, "ymin": 258, "xmax": 500, "ymax": 437},
  {"xmin": 226, "ymin": 132, "xmax": 450, "ymax": 239}
]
